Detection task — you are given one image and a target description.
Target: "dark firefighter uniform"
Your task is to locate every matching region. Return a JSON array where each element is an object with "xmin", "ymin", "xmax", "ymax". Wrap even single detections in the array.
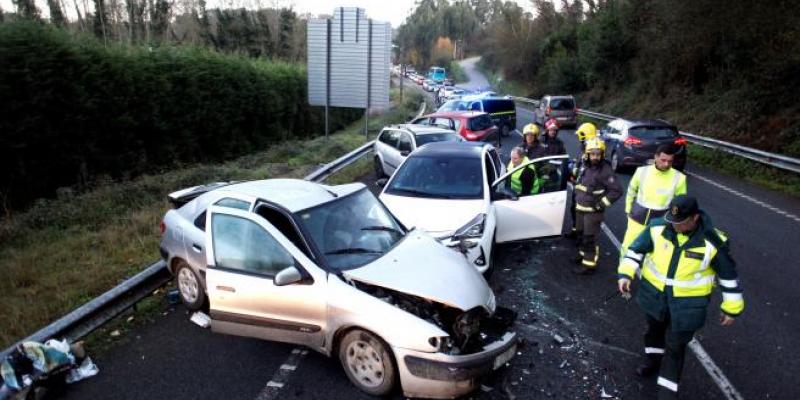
[
  {"xmin": 618, "ymin": 195, "xmax": 744, "ymax": 398},
  {"xmin": 573, "ymin": 138, "xmax": 622, "ymax": 273}
]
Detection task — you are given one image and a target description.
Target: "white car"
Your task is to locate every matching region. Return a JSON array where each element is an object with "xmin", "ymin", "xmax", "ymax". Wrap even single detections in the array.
[
  {"xmin": 379, "ymin": 142, "xmax": 569, "ymax": 274},
  {"xmin": 159, "ymin": 179, "xmax": 517, "ymax": 398},
  {"xmin": 373, "ymin": 124, "xmax": 462, "ymax": 178}
]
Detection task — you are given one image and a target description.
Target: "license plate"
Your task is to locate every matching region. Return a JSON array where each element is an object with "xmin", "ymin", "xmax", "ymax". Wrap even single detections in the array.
[{"xmin": 493, "ymin": 344, "xmax": 516, "ymax": 370}]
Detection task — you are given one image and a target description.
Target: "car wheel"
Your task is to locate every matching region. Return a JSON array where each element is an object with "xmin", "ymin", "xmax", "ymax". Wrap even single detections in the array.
[
  {"xmin": 374, "ymin": 157, "xmax": 386, "ymax": 179},
  {"xmin": 483, "ymin": 232, "xmax": 497, "ymax": 280},
  {"xmin": 611, "ymin": 151, "xmax": 623, "ymax": 173},
  {"xmin": 339, "ymin": 329, "xmax": 396, "ymax": 396},
  {"xmin": 175, "ymin": 261, "xmax": 206, "ymax": 311}
]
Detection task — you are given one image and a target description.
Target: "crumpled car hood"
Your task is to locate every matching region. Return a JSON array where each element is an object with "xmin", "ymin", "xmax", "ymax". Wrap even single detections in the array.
[
  {"xmin": 342, "ymin": 229, "xmax": 493, "ymax": 311},
  {"xmin": 379, "ymin": 194, "xmax": 485, "ymax": 236}
]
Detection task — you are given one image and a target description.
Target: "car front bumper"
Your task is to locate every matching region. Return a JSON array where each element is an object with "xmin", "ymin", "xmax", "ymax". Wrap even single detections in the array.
[{"xmin": 393, "ymin": 331, "xmax": 518, "ymax": 399}]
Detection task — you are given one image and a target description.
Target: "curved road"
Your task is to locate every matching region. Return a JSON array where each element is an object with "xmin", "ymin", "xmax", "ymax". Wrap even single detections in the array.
[{"xmin": 54, "ymin": 59, "xmax": 799, "ymax": 400}]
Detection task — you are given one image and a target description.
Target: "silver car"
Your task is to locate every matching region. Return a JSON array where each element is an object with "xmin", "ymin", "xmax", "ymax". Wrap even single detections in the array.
[
  {"xmin": 373, "ymin": 124, "xmax": 462, "ymax": 178},
  {"xmin": 159, "ymin": 179, "xmax": 517, "ymax": 398}
]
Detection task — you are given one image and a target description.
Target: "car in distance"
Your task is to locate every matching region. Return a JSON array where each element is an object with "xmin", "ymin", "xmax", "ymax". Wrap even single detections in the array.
[
  {"xmin": 411, "ymin": 111, "xmax": 499, "ymax": 143},
  {"xmin": 379, "ymin": 142, "xmax": 570, "ymax": 275},
  {"xmin": 159, "ymin": 179, "xmax": 518, "ymax": 398},
  {"xmin": 373, "ymin": 124, "xmax": 463, "ymax": 178},
  {"xmin": 437, "ymin": 96, "xmax": 517, "ymax": 138},
  {"xmin": 599, "ymin": 118, "xmax": 688, "ymax": 172},
  {"xmin": 534, "ymin": 95, "xmax": 577, "ymax": 128}
]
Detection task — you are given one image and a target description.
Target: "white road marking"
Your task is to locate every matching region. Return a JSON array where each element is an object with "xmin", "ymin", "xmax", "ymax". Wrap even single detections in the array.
[
  {"xmin": 254, "ymin": 347, "xmax": 307, "ymax": 400},
  {"xmin": 686, "ymin": 171, "xmax": 800, "ymax": 223},
  {"xmin": 599, "ymin": 222, "xmax": 744, "ymax": 400}
]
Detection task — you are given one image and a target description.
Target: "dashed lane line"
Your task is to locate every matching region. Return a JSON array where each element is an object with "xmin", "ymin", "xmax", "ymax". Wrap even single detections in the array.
[
  {"xmin": 686, "ymin": 171, "xmax": 800, "ymax": 223},
  {"xmin": 254, "ymin": 348, "xmax": 308, "ymax": 400},
  {"xmin": 599, "ymin": 221, "xmax": 745, "ymax": 400}
]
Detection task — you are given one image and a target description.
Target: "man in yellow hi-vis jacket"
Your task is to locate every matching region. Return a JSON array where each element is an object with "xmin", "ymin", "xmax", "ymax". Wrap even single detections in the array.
[
  {"xmin": 618, "ymin": 195, "xmax": 744, "ymax": 399},
  {"xmin": 620, "ymin": 145, "xmax": 687, "ymax": 259}
]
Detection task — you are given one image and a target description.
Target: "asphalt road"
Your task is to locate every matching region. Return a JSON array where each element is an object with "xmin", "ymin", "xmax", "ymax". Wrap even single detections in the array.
[{"xmin": 52, "ymin": 63, "xmax": 800, "ymax": 400}]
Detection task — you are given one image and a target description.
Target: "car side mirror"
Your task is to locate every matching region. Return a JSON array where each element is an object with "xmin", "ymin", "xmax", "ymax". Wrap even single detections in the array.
[
  {"xmin": 376, "ymin": 178, "xmax": 388, "ymax": 188},
  {"xmin": 274, "ymin": 266, "xmax": 303, "ymax": 286},
  {"xmin": 400, "ymin": 150, "xmax": 410, "ymax": 157}
]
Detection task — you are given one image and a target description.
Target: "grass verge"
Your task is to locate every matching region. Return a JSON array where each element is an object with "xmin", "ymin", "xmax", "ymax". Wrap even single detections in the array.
[
  {"xmin": 449, "ymin": 60, "xmax": 468, "ymax": 83},
  {"xmin": 0, "ymin": 89, "xmax": 425, "ymax": 349}
]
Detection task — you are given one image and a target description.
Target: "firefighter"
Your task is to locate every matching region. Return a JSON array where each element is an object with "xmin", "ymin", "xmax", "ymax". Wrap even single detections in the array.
[
  {"xmin": 542, "ymin": 118, "xmax": 566, "ymax": 156},
  {"xmin": 572, "ymin": 137, "xmax": 621, "ymax": 274},
  {"xmin": 618, "ymin": 195, "xmax": 744, "ymax": 399},
  {"xmin": 620, "ymin": 145, "xmax": 687, "ymax": 259},
  {"xmin": 521, "ymin": 123, "xmax": 546, "ymax": 160},
  {"xmin": 566, "ymin": 122, "xmax": 600, "ymax": 240}
]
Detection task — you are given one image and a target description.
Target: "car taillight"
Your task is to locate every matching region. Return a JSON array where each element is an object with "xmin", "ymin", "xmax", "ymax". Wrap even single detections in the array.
[
  {"xmin": 160, "ymin": 220, "xmax": 166, "ymax": 235},
  {"xmin": 674, "ymin": 137, "xmax": 687, "ymax": 146},
  {"xmin": 624, "ymin": 137, "xmax": 642, "ymax": 146},
  {"xmin": 545, "ymin": 106, "xmax": 552, "ymax": 116}
]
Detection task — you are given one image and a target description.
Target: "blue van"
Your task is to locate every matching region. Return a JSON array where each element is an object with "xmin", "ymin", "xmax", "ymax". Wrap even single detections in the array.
[{"xmin": 428, "ymin": 66, "xmax": 446, "ymax": 84}]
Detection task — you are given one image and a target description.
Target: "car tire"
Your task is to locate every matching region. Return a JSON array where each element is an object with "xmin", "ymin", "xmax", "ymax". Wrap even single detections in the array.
[
  {"xmin": 483, "ymin": 232, "xmax": 497, "ymax": 280},
  {"xmin": 338, "ymin": 329, "xmax": 396, "ymax": 396},
  {"xmin": 374, "ymin": 156, "xmax": 386, "ymax": 179},
  {"xmin": 611, "ymin": 151, "xmax": 622, "ymax": 173},
  {"xmin": 175, "ymin": 260, "xmax": 206, "ymax": 311}
]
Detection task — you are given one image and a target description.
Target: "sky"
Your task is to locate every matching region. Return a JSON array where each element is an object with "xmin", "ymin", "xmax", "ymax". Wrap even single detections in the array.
[{"xmin": 0, "ymin": 0, "xmax": 536, "ymax": 28}]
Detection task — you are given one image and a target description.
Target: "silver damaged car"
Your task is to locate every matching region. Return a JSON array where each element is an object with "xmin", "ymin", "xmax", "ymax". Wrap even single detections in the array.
[{"xmin": 159, "ymin": 179, "xmax": 517, "ymax": 398}]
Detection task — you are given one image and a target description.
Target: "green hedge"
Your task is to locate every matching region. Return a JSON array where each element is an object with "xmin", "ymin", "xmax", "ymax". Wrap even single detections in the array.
[{"xmin": 0, "ymin": 21, "xmax": 361, "ymax": 209}]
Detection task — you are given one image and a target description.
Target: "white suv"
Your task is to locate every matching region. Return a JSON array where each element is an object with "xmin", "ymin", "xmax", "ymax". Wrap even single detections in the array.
[{"xmin": 373, "ymin": 124, "xmax": 462, "ymax": 178}]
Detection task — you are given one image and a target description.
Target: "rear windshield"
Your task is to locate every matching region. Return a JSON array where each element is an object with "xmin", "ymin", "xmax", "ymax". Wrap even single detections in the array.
[
  {"xmin": 629, "ymin": 126, "xmax": 678, "ymax": 139},
  {"xmin": 415, "ymin": 133, "xmax": 462, "ymax": 146},
  {"xmin": 549, "ymin": 98, "xmax": 575, "ymax": 110},
  {"xmin": 469, "ymin": 114, "xmax": 494, "ymax": 131},
  {"xmin": 483, "ymin": 99, "xmax": 515, "ymax": 114}
]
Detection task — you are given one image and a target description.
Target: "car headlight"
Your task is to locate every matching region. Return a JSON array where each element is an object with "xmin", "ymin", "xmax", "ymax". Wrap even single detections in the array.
[{"xmin": 453, "ymin": 213, "xmax": 486, "ymax": 239}]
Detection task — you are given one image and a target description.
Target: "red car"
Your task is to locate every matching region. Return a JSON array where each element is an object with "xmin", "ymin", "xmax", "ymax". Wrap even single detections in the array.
[{"xmin": 411, "ymin": 111, "xmax": 499, "ymax": 142}]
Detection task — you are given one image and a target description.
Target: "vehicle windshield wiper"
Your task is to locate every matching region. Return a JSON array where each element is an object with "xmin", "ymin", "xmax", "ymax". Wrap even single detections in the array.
[
  {"xmin": 361, "ymin": 226, "xmax": 404, "ymax": 235},
  {"xmin": 324, "ymin": 247, "xmax": 383, "ymax": 255},
  {"xmin": 391, "ymin": 188, "xmax": 456, "ymax": 199}
]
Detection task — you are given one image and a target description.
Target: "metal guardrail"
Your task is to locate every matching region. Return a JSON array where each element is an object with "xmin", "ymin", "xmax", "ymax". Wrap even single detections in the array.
[
  {"xmin": 513, "ymin": 97, "xmax": 800, "ymax": 174},
  {"xmin": 0, "ymin": 100, "xmax": 426, "ymax": 395}
]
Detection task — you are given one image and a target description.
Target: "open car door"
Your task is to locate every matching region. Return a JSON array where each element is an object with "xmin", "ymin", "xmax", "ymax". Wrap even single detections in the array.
[
  {"xmin": 204, "ymin": 205, "xmax": 327, "ymax": 349},
  {"xmin": 491, "ymin": 155, "xmax": 569, "ymax": 243}
]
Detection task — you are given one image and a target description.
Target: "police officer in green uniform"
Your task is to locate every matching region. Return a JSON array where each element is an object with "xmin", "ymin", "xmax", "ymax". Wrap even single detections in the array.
[{"xmin": 618, "ymin": 195, "xmax": 744, "ymax": 399}]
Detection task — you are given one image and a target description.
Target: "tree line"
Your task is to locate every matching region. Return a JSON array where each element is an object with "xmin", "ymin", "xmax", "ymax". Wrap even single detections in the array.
[
  {"xmin": 396, "ymin": 0, "xmax": 800, "ymax": 155},
  {"xmin": 1, "ymin": 0, "xmax": 307, "ymax": 60}
]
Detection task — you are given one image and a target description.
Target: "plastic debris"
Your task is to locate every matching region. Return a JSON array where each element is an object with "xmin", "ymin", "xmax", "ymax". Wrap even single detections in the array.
[
  {"xmin": 601, "ymin": 387, "xmax": 613, "ymax": 398},
  {"xmin": 553, "ymin": 334, "xmax": 565, "ymax": 345},
  {"xmin": 65, "ymin": 357, "xmax": 99, "ymax": 384},
  {"xmin": 559, "ymin": 360, "xmax": 568, "ymax": 369},
  {"xmin": 190, "ymin": 311, "xmax": 211, "ymax": 328},
  {"xmin": 109, "ymin": 330, "xmax": 121, "ymax": 337},
  {"xmin": 166, "ymin": 289, "xmax": 181, "ymax": 304},
  {"xmin": 480, "ymin": 384, "xmax": 493, "ymax": 392}
]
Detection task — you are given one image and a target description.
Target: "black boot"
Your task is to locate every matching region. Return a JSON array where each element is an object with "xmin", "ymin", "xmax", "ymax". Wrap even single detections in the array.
[{"xmin": 635, "ymin": 355, "xmax": 661, "ymax": 377}]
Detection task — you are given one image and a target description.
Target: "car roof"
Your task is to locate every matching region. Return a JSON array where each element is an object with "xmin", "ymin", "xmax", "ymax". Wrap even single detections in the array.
[
  {"xmin": 423, "ymin": 111, "xmax": 487, "ymax": 119},
  {"xmin": 410, "ymin": 141, "xmax": 488, "ymax": 158},
  {"xmin": 387, "ymin": 124, "xmax": 458, "ymax": 135},
  {"xmin": 213, "ymin": 179, "xmax": 364, "ymax": 213},
  {"xmin": 612, "ymin": 118, "xmax": 676, "ymax": 129},
  {"xmin": 460, "ymin": 94, "xmax": 513, "ymax": 102}
]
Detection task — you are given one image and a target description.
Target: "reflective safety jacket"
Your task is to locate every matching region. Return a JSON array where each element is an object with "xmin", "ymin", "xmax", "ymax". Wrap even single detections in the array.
[
  {"xmin": 507, "ymin": 158, "xmax": 541, "ymax": 195},
  {"xmin": 618, "ymin": 214, "xmax": 744, "ymax": 331},
  {"xmin": 625, "ymin": 165, "xmax": 687, "ymax": 225},
  {"xmin": 574, "ymin": 160, "xmax": 622, "ymax": 212}
]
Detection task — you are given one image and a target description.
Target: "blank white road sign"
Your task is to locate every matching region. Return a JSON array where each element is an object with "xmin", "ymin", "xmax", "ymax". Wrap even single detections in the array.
[{"xmin": 307, "ymin": 7, "xmax": 391, "ymax": 109}]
